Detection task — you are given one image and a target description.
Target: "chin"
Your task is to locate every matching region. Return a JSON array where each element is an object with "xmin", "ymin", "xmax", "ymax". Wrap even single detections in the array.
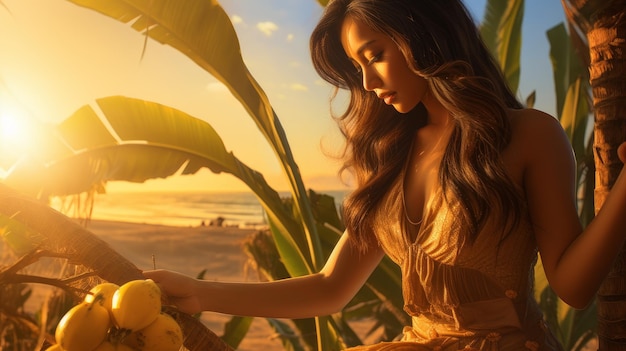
[{"xmin": 394, "ymin": 104, "xmax": 416, "ymax": 114}]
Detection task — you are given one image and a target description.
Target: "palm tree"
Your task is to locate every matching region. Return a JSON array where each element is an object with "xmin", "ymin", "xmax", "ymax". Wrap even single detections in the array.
[{"xmin": 561, "ymin": 0, "xmax": 626, "ymax": 349}]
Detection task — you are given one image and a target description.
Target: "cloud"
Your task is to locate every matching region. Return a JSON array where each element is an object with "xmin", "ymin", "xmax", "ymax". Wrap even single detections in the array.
[
  {"xmin": 206, "ymin": 82, "xmax": 228, "ymax": 92},
  {"xmin": 230, "ymin": 15, "xmax": 243, "ymax": 25},
  {"xmin": 286, "ymin": 34, "xmax": 294, "ymax": 42},
  {"xmin": 290, "ymin": 83, "xmax": 308, "ymax": 91},
  {"xmin": 256, "ymin": 21, "xmax": 278, "ymax": 36}
]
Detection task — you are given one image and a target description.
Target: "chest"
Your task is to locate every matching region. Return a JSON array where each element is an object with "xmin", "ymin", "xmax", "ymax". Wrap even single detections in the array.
[
  {"xmin": 403, "ymin": 148, "xmax": 443, "ymax": 226},
  {"xmin": 402, "ymin": 133, "xmax": 526, "ymax": 228}
]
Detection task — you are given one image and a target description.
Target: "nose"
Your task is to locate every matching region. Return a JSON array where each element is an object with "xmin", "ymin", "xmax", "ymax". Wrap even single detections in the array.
[{"xmin": 362, "ymin": 67, "xmax": 381, "ymax": 92}]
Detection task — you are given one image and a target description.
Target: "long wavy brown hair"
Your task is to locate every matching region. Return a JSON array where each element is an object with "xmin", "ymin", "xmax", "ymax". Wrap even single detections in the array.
[{"xmin": 310, "ymin": 0, "xmax": 525, "ymax": 252}]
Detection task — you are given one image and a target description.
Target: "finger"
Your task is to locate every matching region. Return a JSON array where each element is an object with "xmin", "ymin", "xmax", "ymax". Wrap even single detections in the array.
[{"xmin": 142, "ymin": 269, "xmax": 165, "ymax": 281}]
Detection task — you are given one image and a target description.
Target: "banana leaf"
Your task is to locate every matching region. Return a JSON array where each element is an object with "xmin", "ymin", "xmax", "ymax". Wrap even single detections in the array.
[
  {"xmin": 266, "ymin": 318, "xmax": 307, "ymax": 351},
  {"xmin": 479, "ymin": 0, "xmax": 524, "ymax": 93},
  {"xmin": 221, "ymin": 316, "xmax": 253, "ymax": 349},
  {"xmin": 5, "ymin": 97, "xmax": 305, "ymax": 255},
  {"xmin": 547, "ymin": 23, "xmax": 589, "ymax": 120},
  {"xmin": 480, "ymin": 2, "xmax": 597, "ymax": 349},
  {"xmin": 1, "ymin": 0, "xmax": 540, "ymax": 348},
  {"xmin": 0, "ymin": 214, "xmax": 45, "ymax": 256},
  {"xmin": 547, "ymin": 22, "xmax": 595, "ymax": 227},
  {"xmin": 63, "ymin": 0, "xmax": 324, "ymax": 274},
  {"xmin": 62, "ymin": 1, "xmax": 331, "ymax": 345},
  {"xmin": 533, "ymin": 19, "xmax": 596, "ymax": 351}
]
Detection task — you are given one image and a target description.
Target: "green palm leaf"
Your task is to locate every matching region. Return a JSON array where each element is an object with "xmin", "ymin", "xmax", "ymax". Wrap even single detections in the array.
[
  {"xmin": 547, "ymin": 22, "xmax": 595, "ymax": 227},
  {"xmin": 63, "ymin": 0, "xmax": 332, "ymax": 344},
  {"xmin": 221, "ymin": 316, "xmax": 254, "ymax": 349},
  {"xmin": 266, "ymin": 318, "xmax": 307, "ymax": 351},
  {"xmin": 64, "ymin": 0, "xmax": 323, "ymax": 273},
  {"xmin": 479, "ymin": 0, "xmax": 524, "ymax": 93},
  {"xmin": 5, "ymin": 96, "xmax": 310, "ymax": 273},
  {"xmin": 56, "ymin": 7, "xmax": 333, "ymax": 343},
  {"xmin": 1, "ymin": 0, "xmax": 413, "ymax": 347},
  {"xmin": 547, "ymin": 23, "xmax": 589, "ymax": 121},
  {"xmin": 537, "ymin": 19, "xmax": 596, "ymax": 351},
  {"xmin": 4, "ymin": 94, "xmax": 345, "ymax": 348}
]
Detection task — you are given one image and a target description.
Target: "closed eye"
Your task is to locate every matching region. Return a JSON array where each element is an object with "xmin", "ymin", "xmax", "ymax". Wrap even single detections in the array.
[
  {"xmin": 351, "ymin": 51, "xmax": 382, "ymax": 76},
  {"xmin": 367, "ymin": 52, "xmax": 383, "ymax": 65}
]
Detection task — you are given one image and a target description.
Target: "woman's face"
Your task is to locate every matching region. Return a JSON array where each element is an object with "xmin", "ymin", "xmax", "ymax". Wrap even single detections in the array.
[{"xmin": 340, "ymin": 16, "xmax": 428, "ymax": 113}]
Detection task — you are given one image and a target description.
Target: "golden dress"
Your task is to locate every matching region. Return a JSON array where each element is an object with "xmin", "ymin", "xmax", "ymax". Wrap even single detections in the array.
[{"xmin": 348, "ymin": 172, "xmax": 563, "ymax": 351}]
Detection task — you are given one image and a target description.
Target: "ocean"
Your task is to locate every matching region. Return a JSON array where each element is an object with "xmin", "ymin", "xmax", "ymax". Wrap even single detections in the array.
[{"xmin": 85, "ymin": 190, "xmax": 350, "ymax": 228}]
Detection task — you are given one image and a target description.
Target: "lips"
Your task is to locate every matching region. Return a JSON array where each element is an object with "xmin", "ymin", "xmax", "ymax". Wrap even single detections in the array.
[{"xmin": 378, "ymin": 92, "xmax": 396, "ymax": 105}]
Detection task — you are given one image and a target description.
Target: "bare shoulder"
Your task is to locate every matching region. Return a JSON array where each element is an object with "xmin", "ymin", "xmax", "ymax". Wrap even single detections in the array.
[
  {"xmin": 507, "ymin": 108, "xmax": 570, "ymax": 152},
  {"xmin": 504, "ymin": 108, "xmax": 573, "ymax": 181},
  {"xmin": 508, "ymin": 108, "xmax": 563, "ymax": 136}
]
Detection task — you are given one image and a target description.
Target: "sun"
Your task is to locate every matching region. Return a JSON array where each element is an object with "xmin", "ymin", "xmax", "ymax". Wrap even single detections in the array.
[
  {"xmin": 0, "ymin": 100, "xmax": 38, "ymax": 156},
  {"xmin": 1, "ymin": 112, "xmax": 26, "ymax": 143}
]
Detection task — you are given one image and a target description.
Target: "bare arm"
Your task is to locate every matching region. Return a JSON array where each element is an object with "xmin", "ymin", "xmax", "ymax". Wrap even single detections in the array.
[
  {"xmin": 520, "ymin": 109, "xmax": 626, "ymax": 309},
  {"xmin": 144, "ymin": 232, "xmax": 385, "ymax": 318}
]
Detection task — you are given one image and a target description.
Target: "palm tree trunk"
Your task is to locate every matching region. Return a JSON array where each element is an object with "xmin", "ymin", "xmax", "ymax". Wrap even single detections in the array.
[{"xmin": 585, "ymin": 1, "xmax": 626, "ymax": 349}]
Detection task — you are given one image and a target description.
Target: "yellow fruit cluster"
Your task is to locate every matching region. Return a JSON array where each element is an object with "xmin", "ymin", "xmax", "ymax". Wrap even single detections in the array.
[{"xmin": 47, "ymin": 279, "xmax": 183, "ymax": 351}]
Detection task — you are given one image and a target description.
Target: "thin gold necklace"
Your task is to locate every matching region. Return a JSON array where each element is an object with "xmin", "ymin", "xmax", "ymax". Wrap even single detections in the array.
[
  {"xmin": 402, "ymin": 146, "xmax": 424, "ymax": 226},
  {"xmin": 402, "ymin": 189, "xmax": 423, "ymax": 226},
  {"xmin": 402, "ymin": 119, "xmax": 452, "ymax": 227}
]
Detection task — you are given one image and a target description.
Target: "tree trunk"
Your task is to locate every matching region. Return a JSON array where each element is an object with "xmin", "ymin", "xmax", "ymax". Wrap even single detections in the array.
[
  {"xmin": 586, "ymin": 1, "xmax": 626, "ymax": 350},
  {"xmin": 0, "ymin": 183, "xmax": 233, "ymax": 351}
]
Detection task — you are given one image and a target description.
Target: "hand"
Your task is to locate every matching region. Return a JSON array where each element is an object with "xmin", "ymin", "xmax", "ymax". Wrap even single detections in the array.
[{"xmin": 143, "ymin": 269, "xmax": 203, "ymax": 315}]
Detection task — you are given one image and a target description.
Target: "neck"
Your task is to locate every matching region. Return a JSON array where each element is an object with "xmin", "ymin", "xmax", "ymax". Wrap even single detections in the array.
[{"xmin": 421, "ymin": 91, "xmax": 450, "ymax": 127}]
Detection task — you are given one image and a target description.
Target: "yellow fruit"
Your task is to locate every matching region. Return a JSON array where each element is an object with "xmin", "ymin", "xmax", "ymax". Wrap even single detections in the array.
[
  {"xmin": 85, "ymin": 282, "xmax": 120, "ymax": 315},
  {"xmin": 55, "ymin": 302, "xmax": 111, "ymax": 351},
  {"xmin": 123, "ymin": 313, "xmax": 183, "ymax": 351},
  {"xmin": 111, "ymin": 279, "xmax": 161, "ymax": 331},
  {"xmin": 93, "ymin": 341, "xmax": 138, "ymax": 351},
  {"xmin": 93, "ymin": 341, "xmax": 115, "ymax": 351}
]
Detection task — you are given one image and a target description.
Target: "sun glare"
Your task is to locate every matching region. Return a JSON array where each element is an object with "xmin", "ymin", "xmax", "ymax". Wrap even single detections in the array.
[
  {"xmin": 0, "ymin": 101, "xmax": 37, "ymax": 154},
  {"xmin": 1, "ymin": 113, "xmax": 25, "ymax": 142}
]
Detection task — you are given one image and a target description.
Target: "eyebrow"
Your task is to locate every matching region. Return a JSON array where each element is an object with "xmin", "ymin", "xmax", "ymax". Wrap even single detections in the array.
[{"xmin": 356, "ymin": 40, "xmax": 377, "ymax": 57}]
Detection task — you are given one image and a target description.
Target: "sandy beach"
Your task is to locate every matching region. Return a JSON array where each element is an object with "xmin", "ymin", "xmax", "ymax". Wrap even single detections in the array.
[{"xmin": 84, "ymin": 219, "xmax": 287, "ymax": 351}]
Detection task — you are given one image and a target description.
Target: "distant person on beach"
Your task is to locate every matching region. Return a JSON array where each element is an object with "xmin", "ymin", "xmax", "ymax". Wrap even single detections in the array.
[
  {"xmin": 209, "ymin": 216, "xmax": 225, "ymax": 227},
  {"xmin": 144, "ymin": 0, "xmax": 626, "ymax": 349}
]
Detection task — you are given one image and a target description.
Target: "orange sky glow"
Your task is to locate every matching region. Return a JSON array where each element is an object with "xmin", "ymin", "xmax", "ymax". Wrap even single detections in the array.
[
  {"xmin": 0, "ymin": 0, "xmax": 565, "ymax": 195},
  {"xmin": 0, "ymin": 0, "xmax": 352, "ymax": 194}
]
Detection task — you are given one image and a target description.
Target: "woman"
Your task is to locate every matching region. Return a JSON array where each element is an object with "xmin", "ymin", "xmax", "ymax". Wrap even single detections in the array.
[{"xmin": 145, "ymin": 0, "xmax": 626, "ymax": 349}]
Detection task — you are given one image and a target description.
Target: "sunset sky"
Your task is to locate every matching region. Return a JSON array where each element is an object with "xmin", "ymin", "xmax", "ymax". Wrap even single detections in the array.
[{"xmin": 0, "ymin": 0, "xmax": 565, "ymax": 193}]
